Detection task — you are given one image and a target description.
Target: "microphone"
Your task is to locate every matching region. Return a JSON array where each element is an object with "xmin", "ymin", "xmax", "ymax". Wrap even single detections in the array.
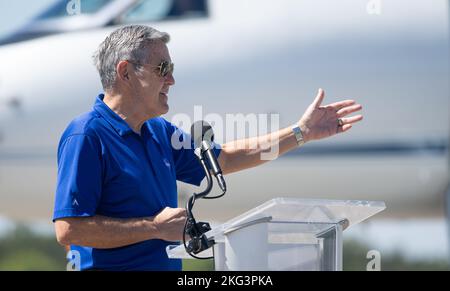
[{"xmin": 190, "ymin": 121, "xmax": 227, "ymax": 192}]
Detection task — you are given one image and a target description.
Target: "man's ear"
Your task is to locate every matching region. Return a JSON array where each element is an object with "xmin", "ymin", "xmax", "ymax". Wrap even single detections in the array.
[{"xmin": 116, "ymin": 60, "xmax": 130, "ymax": 82}]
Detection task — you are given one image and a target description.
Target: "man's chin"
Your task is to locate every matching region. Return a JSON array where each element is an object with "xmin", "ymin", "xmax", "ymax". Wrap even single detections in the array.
[
  {"xmin": 160, "ymin": 103, "xmax": 169, "ymax": 115},
  {"xmin": 159, "ymin": 94, "xmax": 169, "ymax": 111}
]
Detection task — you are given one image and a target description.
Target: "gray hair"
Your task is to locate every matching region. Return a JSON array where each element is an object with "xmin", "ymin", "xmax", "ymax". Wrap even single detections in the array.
[{"xmin": 93, "ymin": 25, "xmax": 170, "ymax": 90}]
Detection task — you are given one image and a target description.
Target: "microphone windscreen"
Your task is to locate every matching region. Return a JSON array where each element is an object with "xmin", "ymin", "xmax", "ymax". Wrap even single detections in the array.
[{"xmin": 190, "ymin": 120, "xmax": 214, "ymax": 149}]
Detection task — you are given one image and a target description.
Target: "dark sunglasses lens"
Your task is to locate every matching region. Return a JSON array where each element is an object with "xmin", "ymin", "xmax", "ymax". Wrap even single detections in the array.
[{"xmin": 160, "ymin": 62, "xmax": 173, "ymax": 77}]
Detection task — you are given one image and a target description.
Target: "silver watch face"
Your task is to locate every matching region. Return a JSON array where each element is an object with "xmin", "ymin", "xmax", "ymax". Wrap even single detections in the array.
[{"xmin": 292, "ymin": 126, "xmax": 304, "ymax": 146}]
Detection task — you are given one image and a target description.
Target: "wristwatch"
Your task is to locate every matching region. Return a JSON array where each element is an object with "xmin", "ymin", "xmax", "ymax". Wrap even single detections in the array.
[{"xmin": 292, "ymin": 124, "xmax": 305, "ymax": 147}]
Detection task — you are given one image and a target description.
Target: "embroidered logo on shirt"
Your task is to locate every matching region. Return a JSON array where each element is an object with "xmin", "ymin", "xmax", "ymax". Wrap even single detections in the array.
[
  {"xmin": 163, "ymin": 158, "xmax": 171, "ymax": 168},
  {"xmin": 72, "ymin": 199, "xmax": 79, "ymax": 206}
]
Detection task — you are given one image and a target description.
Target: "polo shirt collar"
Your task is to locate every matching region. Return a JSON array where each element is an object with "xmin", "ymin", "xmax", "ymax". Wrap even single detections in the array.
[
  {"xmin": 93, "ymin": 94, "xmax": 135, "ymax": 137},
  {"xmin": 93, "ymin": 94, "xmax": 161, "ymax": 145},
  {"xmin": 145, "ymin": 121, "xmax": 161, "ymax": 145}
]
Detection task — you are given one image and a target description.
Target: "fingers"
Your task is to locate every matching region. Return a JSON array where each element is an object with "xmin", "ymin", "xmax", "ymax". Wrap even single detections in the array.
[
  {"xmin": 172, "ymin": 208, "xmax": 187, "ymax": 219},
  {"xmin": 154, "ymin": 207, "xmax": 188, "ymax": 242},
  {"xmin": 337, "ymin": 104, "xmax": 362, "ymax": 117},
  {"xmin": 312, "ymin": 88, "xmax": 325, "ymax": 108},
  {"xmin": 338, "ymin": 124, "xmax": 353, "ymax": 133},
  {"xmin": 327, "ymin": 100, "xmax": 356, "ymax": 111},
  {"xmin": 339, "ymin": 115, "xmax": 363, "ymax": 125},
  {"xmin": 158, "ymin": 207, "xmax": 187, "ymax": 220},
  {"xmin": 174, "ymin": 216, "xmax": 187, "ymax": 224}
]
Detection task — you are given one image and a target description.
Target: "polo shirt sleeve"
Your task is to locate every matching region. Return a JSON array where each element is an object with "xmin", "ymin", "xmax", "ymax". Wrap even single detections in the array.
[
  {"xmin": 53, "ymin": 134, "xmax": 103, "ymax": 222},
  {"xmin": 164, "ymin": 121, "xmax": 221, "ymax": 186}
]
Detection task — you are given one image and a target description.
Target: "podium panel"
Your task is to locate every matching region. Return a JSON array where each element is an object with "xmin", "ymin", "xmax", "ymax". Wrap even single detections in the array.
[{"xmin": 167, "ymin": 198, "xmax": 386, "ymax": 271}]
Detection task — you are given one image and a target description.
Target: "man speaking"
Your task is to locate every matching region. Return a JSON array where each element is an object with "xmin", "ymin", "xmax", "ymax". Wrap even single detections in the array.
[{"xmin": 53, "ymin": 25, "xmax": 363, "ymax": 271}]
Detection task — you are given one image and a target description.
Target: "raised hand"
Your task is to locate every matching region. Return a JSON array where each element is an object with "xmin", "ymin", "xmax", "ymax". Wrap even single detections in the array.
[{"xmin": 298, "ymin": 88, "xmax": 363, "ymax": 142}]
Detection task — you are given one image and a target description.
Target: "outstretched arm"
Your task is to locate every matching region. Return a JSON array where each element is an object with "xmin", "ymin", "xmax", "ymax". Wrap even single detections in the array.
[{"xmin": 218, "ymin": 89, "xmax": 363, "ymax": 175}]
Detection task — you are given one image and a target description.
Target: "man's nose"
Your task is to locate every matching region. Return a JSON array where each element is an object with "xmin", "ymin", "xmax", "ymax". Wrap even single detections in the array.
[{"xmin": 165, "ymin": 73, "xmax": 175, "ymax": 86}]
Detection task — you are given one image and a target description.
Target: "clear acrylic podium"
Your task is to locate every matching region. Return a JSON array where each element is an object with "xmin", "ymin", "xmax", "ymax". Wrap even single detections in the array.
[{"xmin": 167, "ymin": 198, "xmax": 386, "ymax": 271}]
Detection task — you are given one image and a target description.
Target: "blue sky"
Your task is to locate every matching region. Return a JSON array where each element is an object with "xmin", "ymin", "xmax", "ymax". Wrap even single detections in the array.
[{"xmin": 0, "ymin": 0, "xmax": 56, "ymax": 38}]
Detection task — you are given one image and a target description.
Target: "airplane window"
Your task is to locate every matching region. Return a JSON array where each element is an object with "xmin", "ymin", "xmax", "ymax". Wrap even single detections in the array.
[
  {"xmin": 121, "ymin": 0, "xmax": 173, "ymax": 23},
  {"xmin": 119, "ymin": 0, "xmax": 207, "ymax": 24},
  {"xmin": 36, "ymin": 0, "xmax": 112, "ymax": 20}
]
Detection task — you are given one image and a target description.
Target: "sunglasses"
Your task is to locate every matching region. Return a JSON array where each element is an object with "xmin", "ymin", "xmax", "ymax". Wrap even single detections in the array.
[
  {"xmin": 155, "ymin": 60, "xmax": 174, "ymax": 78},
  {"xmin": 128, "ymin": 60, "xmax": 174, "ymax": 78}
]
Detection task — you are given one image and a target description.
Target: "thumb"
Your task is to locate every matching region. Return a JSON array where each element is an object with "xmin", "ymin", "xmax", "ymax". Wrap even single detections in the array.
[{"xmin": 311, "ymin": 88, "xmax": 325, "ymax": 108}]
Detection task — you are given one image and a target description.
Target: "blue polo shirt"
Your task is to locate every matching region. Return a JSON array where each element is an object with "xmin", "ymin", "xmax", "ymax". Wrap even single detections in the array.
[{"xmin": 53, "ymin": 94, "xmax": 221, "ymax": 271}]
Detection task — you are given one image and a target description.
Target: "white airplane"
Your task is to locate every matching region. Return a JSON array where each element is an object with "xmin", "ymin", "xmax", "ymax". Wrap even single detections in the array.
[{"xmin": 0, "ymin": 0, "xmax": 448, "ymax": 223}]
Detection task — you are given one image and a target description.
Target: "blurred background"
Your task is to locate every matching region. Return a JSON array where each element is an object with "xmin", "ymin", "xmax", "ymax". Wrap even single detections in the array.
[{"xmin": 0, "ymin": 0, "xmax": 448, "ymax": 270}]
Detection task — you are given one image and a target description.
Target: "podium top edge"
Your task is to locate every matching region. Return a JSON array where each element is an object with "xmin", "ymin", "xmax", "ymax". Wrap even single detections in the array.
[
  {"xmin": 203, "ymin": 197, "xmax": 387, "ymax": 238},
  {"xmin": 266, "ymin": 197, "xmax": 386, "ymax": 209}
]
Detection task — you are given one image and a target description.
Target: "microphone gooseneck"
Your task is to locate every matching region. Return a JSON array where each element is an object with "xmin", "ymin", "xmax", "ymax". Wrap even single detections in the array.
[{"xmin": 183, "ymin": 121, "xmax": 228, "ymax": 259}]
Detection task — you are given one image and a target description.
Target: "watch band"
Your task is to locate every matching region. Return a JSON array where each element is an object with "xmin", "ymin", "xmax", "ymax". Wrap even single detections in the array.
[{"xmin": 292, "ymin": 124, "xmax": 305, "ymax": 147}]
